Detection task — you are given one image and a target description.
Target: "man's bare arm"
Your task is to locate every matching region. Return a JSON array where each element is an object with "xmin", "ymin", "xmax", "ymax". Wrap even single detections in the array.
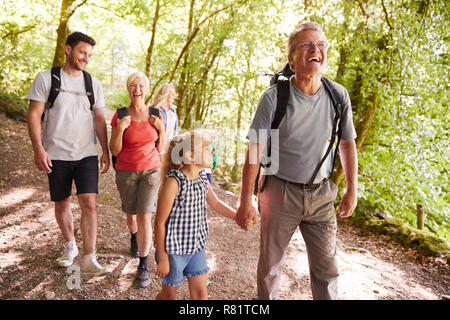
[
  {"xmin": 337, "ymin": 140, "xmax": 358, "ymax": 217},
  {"xmin": 27, "ymin": 100, "xmax": 52, "ymax": 173}
]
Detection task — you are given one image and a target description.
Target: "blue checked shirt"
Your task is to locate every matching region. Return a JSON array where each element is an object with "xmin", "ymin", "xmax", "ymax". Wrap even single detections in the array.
[{"xmin": 165, "ymin": 169, "xmax": 209, "ymax": 255}]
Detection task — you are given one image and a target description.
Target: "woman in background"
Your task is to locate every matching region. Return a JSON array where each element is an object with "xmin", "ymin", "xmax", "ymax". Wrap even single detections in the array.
[{"xmin": 152, "ymin": 83, "xmax": 178, "ymax": 153}]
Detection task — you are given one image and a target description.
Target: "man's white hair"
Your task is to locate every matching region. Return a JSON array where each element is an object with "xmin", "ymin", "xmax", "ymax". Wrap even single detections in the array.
[{"xmin": 287, "ymin": 22, "xmax": 326, "ymax": 56}]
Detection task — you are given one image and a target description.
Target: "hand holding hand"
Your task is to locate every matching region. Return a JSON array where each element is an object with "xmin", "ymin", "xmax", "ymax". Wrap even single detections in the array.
[
  {"xmin": 245, "ymin": 214, "xmax": 258, "ymax": 229},
  {"xmin": 235, "ymin": 202, "xmax": 258, "ymax": 231}
]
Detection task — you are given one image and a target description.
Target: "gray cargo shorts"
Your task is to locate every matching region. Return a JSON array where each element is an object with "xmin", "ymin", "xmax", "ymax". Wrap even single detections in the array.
[{"xmin": 115, "ymin": 168, "xmax": 161, "ymax": 214}]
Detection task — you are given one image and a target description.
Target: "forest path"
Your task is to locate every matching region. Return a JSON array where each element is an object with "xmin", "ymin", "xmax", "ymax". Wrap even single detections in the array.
[{"xmin": 0, "ymin": 111, "xmax": 448, "ymax": 300}]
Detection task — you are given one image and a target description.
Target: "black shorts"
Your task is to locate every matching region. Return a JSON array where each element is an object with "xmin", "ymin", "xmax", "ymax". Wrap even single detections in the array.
[{"xmin": 47, "ymin": 156, "xmax": 99, "ymax": 202}]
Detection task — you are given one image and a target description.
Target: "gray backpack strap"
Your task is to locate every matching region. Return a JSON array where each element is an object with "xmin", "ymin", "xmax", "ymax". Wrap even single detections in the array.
[
  {"xmin": 82, "ymin": 70, "xmax": 95, "ymax": 110},
  {"xmin": 112, "ymin": 107, "xmax": 129, "ymax": 170},
  {"xmin": 47, "ymin": 67, "xmax": 61, "ymax": 109},
  {"xmin": 254, "ymin": 76, "xmax": 290, "ymax": 195},
  {"xmin": 42, "ymin": 67, "xmax": 61, "ymax": 121},
  {"xmin": 306, "ymin": 77, "xmax": 344, "ymax": 187}
]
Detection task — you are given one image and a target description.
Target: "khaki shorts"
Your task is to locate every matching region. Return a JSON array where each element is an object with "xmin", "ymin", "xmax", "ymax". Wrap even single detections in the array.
[{"xmin": 115, "ymin": 168, "xmax": 161, "ymax": 214}]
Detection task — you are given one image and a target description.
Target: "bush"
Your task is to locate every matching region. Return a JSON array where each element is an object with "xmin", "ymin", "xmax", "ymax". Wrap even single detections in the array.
[
  {"xmin": 0, "ymin": 90, "xmax": 28, "ymax": 121},
  {"xmin": 104, "ymin": 87, "xmax": 130, "ymax": 110},
  {"xmin": 351, "ymin": 214, "xmax": 450, "ymax": 262}
]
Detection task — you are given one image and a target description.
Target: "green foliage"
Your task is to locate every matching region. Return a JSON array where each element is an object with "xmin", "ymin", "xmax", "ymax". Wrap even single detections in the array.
[
  {"xmin": 348, "ymin": 0, "xmax": 450, "ymax": 241},
  {"xmin": 0, "ymin": 89, "xmax": 28, "ymax": 121},
  {"xmin": 0, "ymin": 0, "xmax": 56, "ymax": 96},
  {"xmin": 351, "ymin": 215, "xmax": 450, "ymax": 259},
  {"xmin": 0, "ymin": 0, "xmax": 448, "ymax": 241},
  {"xmin": 105, "ymin": 88, "xmax": 130, "ymax": 110}
]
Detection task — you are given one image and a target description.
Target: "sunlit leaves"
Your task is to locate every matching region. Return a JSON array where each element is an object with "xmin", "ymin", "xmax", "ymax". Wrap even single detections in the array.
[{"xmin": 1, "ymin": 0, "xmax": 448, "ymax": 239}]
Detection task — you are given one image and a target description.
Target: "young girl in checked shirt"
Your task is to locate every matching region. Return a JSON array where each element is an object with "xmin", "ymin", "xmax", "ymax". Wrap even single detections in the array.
[{"xmin": 154, "ymin": 130, "xmax": 237, "ymax": 300}]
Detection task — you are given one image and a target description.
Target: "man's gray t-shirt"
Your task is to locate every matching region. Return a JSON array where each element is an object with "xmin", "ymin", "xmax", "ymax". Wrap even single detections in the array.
[
  {"xmin": 27, "ymin": 68, "xmax": 105, "ymax": 161},
  {"xmin": 247, "ymin": 76, "xmax": 356, "ymax": 183}
]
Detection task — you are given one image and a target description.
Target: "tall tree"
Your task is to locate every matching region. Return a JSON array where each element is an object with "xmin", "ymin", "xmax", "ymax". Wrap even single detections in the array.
[
  {"xmin": 52, "ymin": 0, "xmax": 88, "ymax": 67},
  {"xmin": 145, "ymin": 0, "xmax": 161, "ymax": 77}
]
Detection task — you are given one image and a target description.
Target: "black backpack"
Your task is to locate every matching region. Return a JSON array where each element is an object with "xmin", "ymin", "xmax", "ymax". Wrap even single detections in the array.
[
  {"xmin": 111, "ymin": 106, "xmax": 161, "ymax": 170},
  {"xmin": 254, "ymin": 63, "xmax": 345, "ymax": 195},
  {"xmin": 44, "ymin": 66, "xmax": 95, "ymax": 120}
]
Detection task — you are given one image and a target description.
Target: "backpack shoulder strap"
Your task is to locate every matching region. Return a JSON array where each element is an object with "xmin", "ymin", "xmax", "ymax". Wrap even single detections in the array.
[
  {"xmin": 111, "ymin": 107, "xmax": 130, "ymax": 170},
  {"xmin": 47, "ymin": 66, "xmax": 61, "ymax": 109},
  {"xmin": 149, "ymin": 106, "xmax": 160, "ymax": 133},
  {"xmin": 320, "ymin": 76, "xmax": 345, "ymax": 141},
  {"xmin": 256, "ymin": 76, "xmax": 290, "ymax": 194},
  {"xmin": 307, "ymin": 76, "xmax": 346, "ymax": 186},
  {"xmin": 172, "ymin": 107, "xmax": 179, "ymax": 133},
  {"xmin": 149, "ymin": 106, "xmax": 161, "ymax": 149},
  {"xmin": 117, "ymin": 107, "xmax": 129, "ymax": 119},
  {"xmin": 82, "ymin": 70, "xmax": 95, "ymax": 110},
  {"xmin": 263, "ymin": 76, "xmax": 290, "ymax": 163},
  {"xmin": 321, "ymin": 76, "xmax": 344, "ymax": 117},
  {"xmin": 157, "ymin": 106, "xmax": 168, "ymax": 130},
  {"xmin": 271, "ymin": 75, "xmax": 290, "ymax": 129}
]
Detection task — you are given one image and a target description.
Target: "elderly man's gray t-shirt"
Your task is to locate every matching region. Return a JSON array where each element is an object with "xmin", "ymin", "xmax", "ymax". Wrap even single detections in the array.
[
  {"xmin": 247, "ymin": 76, "xmax": 356, "ymax": 184},
  {"xmin": 27, "ymin": 68, "xmax": 105, "ymax": 161}
]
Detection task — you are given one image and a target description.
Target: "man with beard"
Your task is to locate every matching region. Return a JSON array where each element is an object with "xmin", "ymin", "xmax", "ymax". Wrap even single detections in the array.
[{"xmin": 27, "ymin": 32, "xmax": 110, "ymax": 276}]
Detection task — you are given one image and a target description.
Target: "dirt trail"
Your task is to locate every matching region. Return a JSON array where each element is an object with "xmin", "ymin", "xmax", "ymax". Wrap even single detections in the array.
[{"xmin": 0, "ymin": 111, "xmax": 448, "ymax": 300}]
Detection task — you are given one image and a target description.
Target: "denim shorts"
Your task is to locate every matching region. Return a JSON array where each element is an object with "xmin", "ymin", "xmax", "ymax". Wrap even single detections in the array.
[{"xmin": 156, "ymin": 248, "xmax": 209, "ymax": 287}]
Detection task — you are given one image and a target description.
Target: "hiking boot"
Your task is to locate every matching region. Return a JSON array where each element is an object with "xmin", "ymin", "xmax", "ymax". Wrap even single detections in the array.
[
  {"xmin": 81, "ymin": 253, "xmax": 111, "ymax": 276},
  {"xmin": 136, "ymin": 265, "xmax": 150, "ymax": 288},
  {"xmin": 130, "ymin": 233, "xmax": 139, "ymax": 257},
  {"xmin": 56, "ymin": 241, "xmax": 78, "ymax": 267}
]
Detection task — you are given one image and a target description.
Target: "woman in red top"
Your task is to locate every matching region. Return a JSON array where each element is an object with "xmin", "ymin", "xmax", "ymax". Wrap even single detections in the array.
[{"xmin": 109, "ymin": 71, "xmax": 165, "ymax": 288}]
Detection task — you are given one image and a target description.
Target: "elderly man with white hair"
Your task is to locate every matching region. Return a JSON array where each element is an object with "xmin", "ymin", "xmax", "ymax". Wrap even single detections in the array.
[{"xmin": 236, "ymin": 22, "xmax": 358, "ymax": 300}]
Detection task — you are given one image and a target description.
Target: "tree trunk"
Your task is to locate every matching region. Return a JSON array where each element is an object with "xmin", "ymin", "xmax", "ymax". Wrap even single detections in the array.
[
  {"xmin": 175, "ymin": 0, "xmax": 196, "ymax": 128},
  {"xmin": 53, "ymin": 0, "xmax": 73, "ymax": 67},
  {"xmin": 145, "ymin": 0, "xmax": 161, "ymax": 77},
  {"xmin": 234, "ymin": 102, "xmax": 243, "ymax": 168},
  {"xmin": 331, "ymin": 59, "xmax": 377, "ymax": 188},
  {"xmin": 233, "ymin": 57, "xmax": 250, "ymax": 169},
  {"xmin": 168, "ymin": 2, "xmax": 234, "ymax": 82},
  {"xmin": 198, "ymin": 52, "xmax": 220, "ymax": 117},
  {"xmin": 177, "ymin": 56, "xmax": 191, "ymax": 127},
  {"xmin": 52, "ymin": 0, "xmax": 88, "ymax": 67},
  {"xmin": 331, "ymin": 93, "xmax": 377, "ymax": 188},
  {"xmin": 336, "ymin": 46, "xmax": 348, "ymax": 82}
]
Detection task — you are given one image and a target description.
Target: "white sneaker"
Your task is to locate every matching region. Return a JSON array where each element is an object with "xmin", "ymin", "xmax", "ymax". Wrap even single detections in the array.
[
  {"xmin": 81, "ymin": 253, "xmax": 111, "ymax": 276},
  {"xmin": 56, "ymin": 241, "xmax": 79, "ymax": 267}
]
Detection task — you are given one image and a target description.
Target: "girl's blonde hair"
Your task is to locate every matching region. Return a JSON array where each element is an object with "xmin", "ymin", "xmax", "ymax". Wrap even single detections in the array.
[
  {"xmin": 161, "ymin": 130, "xmax": 212, "ymax": 182},
  {"xmin": 152, "ymin": 83, "xmax": 176, "ymax": 108}
]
